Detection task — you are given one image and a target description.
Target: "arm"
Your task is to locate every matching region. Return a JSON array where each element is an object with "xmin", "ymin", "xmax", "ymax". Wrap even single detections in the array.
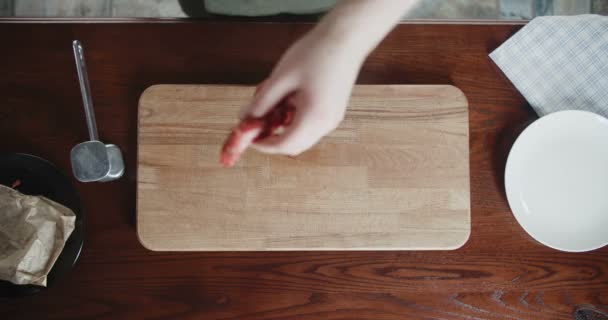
[
  {"xmin": 240, "ymin": 0, "xmax": 420, "ymax": 156},
  {"xmin": 313, "ymin": 0, "xmax": 419, "ymax": 62}
]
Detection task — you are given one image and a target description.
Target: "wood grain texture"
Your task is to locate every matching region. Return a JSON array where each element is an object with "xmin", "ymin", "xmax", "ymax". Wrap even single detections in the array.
[
  {"xmin": 137, "ymin": 85, "xmax": 470, "ymax": 251},
  {"xmin": 0, "ymin": 20, "xmax": 606, "ymax": 319}
]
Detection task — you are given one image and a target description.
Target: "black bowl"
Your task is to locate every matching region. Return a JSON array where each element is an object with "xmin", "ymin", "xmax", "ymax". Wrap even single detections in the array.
[{"xmin": 0, "ymin": 153, "xmax": 84, "ymax": 300}]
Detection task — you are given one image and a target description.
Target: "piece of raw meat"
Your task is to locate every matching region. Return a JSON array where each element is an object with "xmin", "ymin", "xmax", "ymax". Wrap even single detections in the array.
[{"xmin": 220, "ymin": 104, "xmax": 295, "ymax": 167}]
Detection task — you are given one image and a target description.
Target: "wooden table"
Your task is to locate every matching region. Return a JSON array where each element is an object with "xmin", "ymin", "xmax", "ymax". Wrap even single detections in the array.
[{"xmin": 0, "ymin": 19, "xmax": 606, "ymax": 320}]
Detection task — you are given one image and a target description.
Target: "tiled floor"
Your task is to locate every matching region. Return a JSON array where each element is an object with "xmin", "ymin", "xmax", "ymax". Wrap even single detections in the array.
[{"xmin": 0, "ymin": 0, "xmax": 606, "ymax": 18}]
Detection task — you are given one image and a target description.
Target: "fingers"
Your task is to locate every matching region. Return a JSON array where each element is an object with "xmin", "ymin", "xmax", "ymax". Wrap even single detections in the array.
[
  {"xmin": 254, "ymin": 79, "xmax": 268, "ymax": 96},
  {"xmin": 240, "ymin": 76, "xmax": 296, "ymax": 119},
  {"xmin": 220, "ymin": 118, "xmax": 264, "ymax": 167},
  {"xmin": 251, "ymin": 110, "xmax": 329, "ymax": 156},
  {"xmin": 239, "ymin": 79, "xmax": 268, "ymax": 119}
]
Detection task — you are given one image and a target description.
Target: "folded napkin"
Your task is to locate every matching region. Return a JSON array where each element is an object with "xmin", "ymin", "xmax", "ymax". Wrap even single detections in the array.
[{"xmin": 490, "ymin": 15, "xmax": 608, "ymax": 118}]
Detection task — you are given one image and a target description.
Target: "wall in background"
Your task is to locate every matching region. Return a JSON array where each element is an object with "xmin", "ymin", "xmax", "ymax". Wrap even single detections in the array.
[{"xmin": 0, "ymin": 0, "xmax": 606, "ymax": 18}]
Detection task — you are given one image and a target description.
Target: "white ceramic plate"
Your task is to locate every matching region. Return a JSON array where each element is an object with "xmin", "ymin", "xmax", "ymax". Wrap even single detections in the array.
[{"xmin": 505, "ymin": 110, "xmax": 608, "ymax": 252}]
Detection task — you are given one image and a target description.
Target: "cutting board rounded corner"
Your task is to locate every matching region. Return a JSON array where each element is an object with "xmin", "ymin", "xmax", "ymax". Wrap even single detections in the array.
[
  {"xmin": 445, "ymin": 85, "xmax": 468, "ymax": 109},
  {"xmin": 139, "ymin": 84, "xmax": 169, "ymax": 108},
  {"xmin": 141, "ymin": 83, "xmax": 169, "ymax": 97},
  {"xmin": 136, "ymin": 225, "xmax": 163, "ymax": 252},
  {"xmin": 448, "ymin": 227, "xmax": 472, "ymax": 250}
]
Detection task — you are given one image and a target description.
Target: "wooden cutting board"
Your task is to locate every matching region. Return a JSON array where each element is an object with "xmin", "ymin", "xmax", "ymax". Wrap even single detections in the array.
[{"xmin": 137, "ymin": 85, "xmax": 470, "ymax": 251}]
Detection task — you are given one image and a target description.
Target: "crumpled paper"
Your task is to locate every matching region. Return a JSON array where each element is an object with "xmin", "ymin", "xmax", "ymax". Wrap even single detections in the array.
[{"xmin": 0, "ymin": 184, "xmax": 75, "ymax": 286}]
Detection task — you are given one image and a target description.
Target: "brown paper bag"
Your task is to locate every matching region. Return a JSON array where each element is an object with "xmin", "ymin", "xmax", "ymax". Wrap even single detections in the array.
[{"xmin": 0, "ymin": 184, "xmax": 76, "ymax": 286}]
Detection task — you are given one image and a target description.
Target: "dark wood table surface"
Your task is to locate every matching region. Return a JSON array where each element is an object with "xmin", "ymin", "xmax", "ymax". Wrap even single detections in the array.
[{"xmin": 0, "ymin": 19, "xmax": 606, "ymax": 320}]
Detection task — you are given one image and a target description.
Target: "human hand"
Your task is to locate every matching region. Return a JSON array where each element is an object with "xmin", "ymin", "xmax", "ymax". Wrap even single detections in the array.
[
  {"xmin": 240, "ymin": 27, "xmax": 366, "ymax": 156},
  {"xmin": 222, "ymin": 1, "xmax": 413, "ymax": 165}
]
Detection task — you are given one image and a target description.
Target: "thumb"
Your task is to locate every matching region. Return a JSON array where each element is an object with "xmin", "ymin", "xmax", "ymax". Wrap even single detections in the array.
[{"xmin": 242, "ymin": 76, "xmax": 296, "ymax": 119}]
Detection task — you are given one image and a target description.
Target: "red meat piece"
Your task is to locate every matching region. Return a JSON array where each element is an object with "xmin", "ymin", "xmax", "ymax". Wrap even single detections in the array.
[
  {"xmin": 220, "ymin": 104, "xmax": 295, "ymax": 167},
  {"xmin": 11, "ymin": 179, "xmax": 21, "ymax": 189}
]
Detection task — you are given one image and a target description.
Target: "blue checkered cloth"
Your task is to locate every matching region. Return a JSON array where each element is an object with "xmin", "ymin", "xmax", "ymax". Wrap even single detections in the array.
[{"xmin": 490, "ymin": 15, "xmax": 608, "ymax": 118}]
